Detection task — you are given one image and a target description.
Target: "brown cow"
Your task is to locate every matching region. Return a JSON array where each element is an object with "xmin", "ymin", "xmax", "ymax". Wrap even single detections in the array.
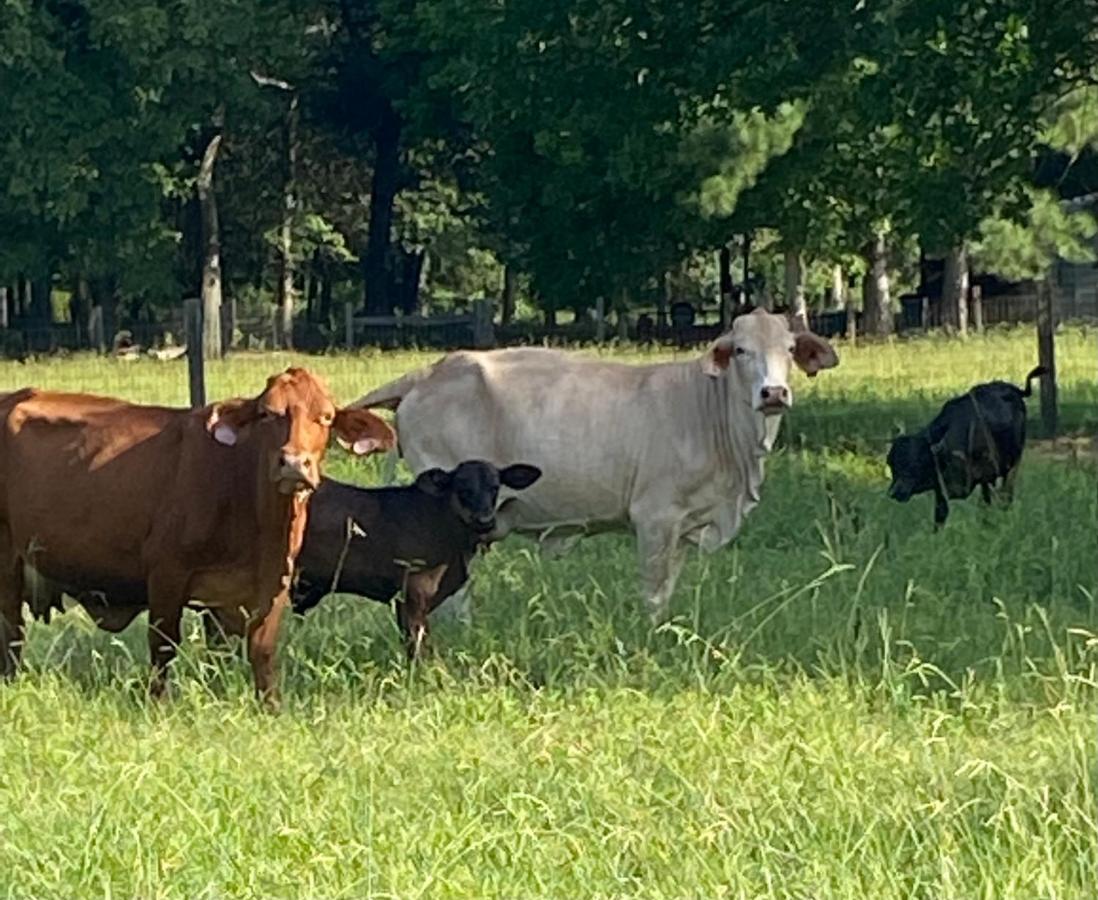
[{"xmin": 0, "ymin": 369, "xmax": 395, "ymax": 707}]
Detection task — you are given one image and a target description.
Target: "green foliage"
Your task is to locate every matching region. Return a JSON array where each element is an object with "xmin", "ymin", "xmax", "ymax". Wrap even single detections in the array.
[{"xmin": 972, "ymin": 190, "xmax": 1097, "ymax": 281}]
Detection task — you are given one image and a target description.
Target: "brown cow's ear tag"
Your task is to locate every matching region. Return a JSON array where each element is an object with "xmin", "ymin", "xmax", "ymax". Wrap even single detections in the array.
[
  {"xmin": 213, "ymin": 423, "xmax": 237, "ymax": 446},
  {"xmin": 337, "ymin": 436, "xmax": 383, "ymax": 456}
]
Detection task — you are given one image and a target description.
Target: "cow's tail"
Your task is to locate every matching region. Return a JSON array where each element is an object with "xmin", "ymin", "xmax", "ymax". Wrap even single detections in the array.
[
  {"xmin": 350, "ymin": 367, "xmax": 431, "ymax": 411},
  {"xmin": 1021, "ymin": 366, "xmax": 1049, "ymax": 397}
]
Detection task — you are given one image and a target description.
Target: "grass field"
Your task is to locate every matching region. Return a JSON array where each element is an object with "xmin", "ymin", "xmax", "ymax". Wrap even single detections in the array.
[{"xmin": 0, "ymin": 326, "xmax": 1095, "ymax": 898}]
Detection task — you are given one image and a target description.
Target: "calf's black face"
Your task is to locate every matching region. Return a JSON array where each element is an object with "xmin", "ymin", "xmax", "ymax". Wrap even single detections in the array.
[
  {"xmin": 415, "ymin": 461, "xmax": 542, "ymax": 535},
  {"xmin": 886, "ymin": 434, "xmax": 937, "ymax": 502}
]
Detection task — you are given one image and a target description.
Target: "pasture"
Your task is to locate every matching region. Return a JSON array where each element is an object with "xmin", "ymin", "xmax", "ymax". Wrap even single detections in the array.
[{"xmin": 0, "ymin": 328, "xmax": 1095, "ymax": 898}]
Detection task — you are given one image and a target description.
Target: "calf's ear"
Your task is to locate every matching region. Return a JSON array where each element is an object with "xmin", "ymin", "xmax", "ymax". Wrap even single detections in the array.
[
  {"xmin": 793, "ymin": 332, "xmax": 839, "ymax": 378},
  {"xmin": 207, "ymin": 398, "xmax": 259, "ymax": 447},
  {"xmin": 415, "ymin": 468, "xmax": 452, "ymax": 496},
  {"xmin": 701, "ymin": 335, "xmax": 735, "ymax": 377},
  {"xmin": 499, "ymin": 463, "xmax": 542, "ymax": 490},
  {"xmin": 333, "ymin": 408, "xmax": 396, "ymax": 456}
]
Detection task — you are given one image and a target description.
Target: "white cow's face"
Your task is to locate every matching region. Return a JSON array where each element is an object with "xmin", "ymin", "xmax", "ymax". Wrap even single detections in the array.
[{"xmin": 701, "ymin": 309, "xmax": 838, "ymax": 415}]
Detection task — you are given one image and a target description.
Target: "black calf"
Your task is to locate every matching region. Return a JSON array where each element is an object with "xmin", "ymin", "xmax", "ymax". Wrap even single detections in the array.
[
  {"xmin": 291, "ymin": 461, "xmax": 541, "ymax": 656},
  {"xmin": 886, "ymin": 367, "xmax": 1045, "ymax": 527}
]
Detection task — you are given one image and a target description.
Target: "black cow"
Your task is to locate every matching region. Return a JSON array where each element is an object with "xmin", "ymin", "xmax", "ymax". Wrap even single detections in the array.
[
  {"xmin": 291, "ymin": 461, "xmax": 541, "ymax": 656},
  {"xmin": 886, "ymin": 366, "xmax": 1046, "ymax": 526}
]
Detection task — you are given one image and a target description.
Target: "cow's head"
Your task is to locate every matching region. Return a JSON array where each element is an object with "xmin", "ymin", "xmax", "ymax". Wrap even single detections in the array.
[
  {"xmin": 886, "ymin": 432, "xmax": 937, "ymax": 501},
  {"xmin": 415, "ymin": 460, "xmax": 542, "ymax": 536},
  {"xmin": 206, "ymin": 367, "xmax": 396, "ymax": 494},
  {"xmin": 701, "ymin": 308, "xmax": 838, "ymax": 415}
]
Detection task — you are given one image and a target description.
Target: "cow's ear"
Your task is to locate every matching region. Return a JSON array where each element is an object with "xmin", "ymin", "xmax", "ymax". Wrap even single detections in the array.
[
  {"xmin": 499, "ymin": 463, "xmax": 542, "ymax": 490},
  {"xmin": 333, "ymin": 408, "xmax": 396, "ymax": 457},
  {"xmin": 701, "ymin": 336, "xmax": 735, "ymax": 377},
  {"xmin": 207, "ymin": 399, "xmax": 258, "ymax": 447},
  {"xmin": 415, "ymin": 468, "xmax": 452, "ymax": 496},
  {"xmin": 793, "ymin": 331, "xmax": 839, "ymax": 377}
]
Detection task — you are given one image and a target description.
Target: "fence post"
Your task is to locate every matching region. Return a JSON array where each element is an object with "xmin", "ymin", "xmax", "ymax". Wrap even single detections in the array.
[
  {"xmin": 269, "ymin": 305, "xmax": 279, "ymax": 349},
  {"xmin": 344, "ymin": 302, "xmax": 355, "ymax": 350},
  {"xmin": 595, "ymin": 297, "xmax": 606, "ymax": 343},
  {"xmin": 184, "ymin": 298, "xmax": 206, "ymax": 408},
  {"xmin": 0, "ymin": 287, "xmax": 7, "ymax": 329},
  {"xmin": 472, "ymin": 298, "xmax": 495, "ymax": 348},
  {"xmin": 971, "ymin": 285, "xmax": 984, "ymax": 334},
  {"xmin": 89, "ymin": 306, "xmax": 105, "ymax": 354},
  {"xmin": 1035, "ymin": 277, "xmax": 1057, "ymax": 437}
]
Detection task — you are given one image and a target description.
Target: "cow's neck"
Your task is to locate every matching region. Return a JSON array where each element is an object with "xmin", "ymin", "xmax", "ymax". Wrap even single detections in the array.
[
  {"xmin": 693, "ymin": 365, "xmax": 779, "ymax": 535},
  {"xmin": 246, "ymin": 450, "xmax": 308, "ymax": 603}
]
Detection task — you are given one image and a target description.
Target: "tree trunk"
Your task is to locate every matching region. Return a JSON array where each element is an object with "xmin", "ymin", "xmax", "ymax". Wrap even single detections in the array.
[
  {"xmin": 784, "ymin": 248, "xmax": 807, "ymax": 328},
  {"xmin": 72, "ymin": 275, "xmax": 90, "ymax": 346},
  {"xmin": 31, "ymin": 273, "xmax": 52, "ymax": 326},
  {"xmin": 396, "ymin": 249, "xmax": 425, "ymax": 315},
  {"xmin": 830, "ymin": 264, "xmax": 845, "ymax": 310},
  {"xmin": 319, "ymin": 269, "xmax": 333, "ymax": 325},
  {"xmin": 363, "ymin": 109, "xmax": 402, "ymax": 316},
  {"xmin": 941, "ymin": 243, "xmax": 969, "ymax": 336},
  {"xmin": 197, "ymin": 128, "xmax": 224, "ymax": 360},
  {"xmin": 718, "ymin": 244, "xmax": 732, "ymax": 326},
  {"xmin": 544, "ymin": 300, "xmax": 556, "ymax": 327},
  {"xmin": 501, "ymin": 265, "xmax": 516, "ymax": 325},
  {"xmin": 742, "ymin": 232, "xmax": 753, "ymax": 306},
  {"xmin": 658, "ymin": 270, "xmax": 670, "ymax": 331},
  {"xmin": 862, "ymin": 232, "xmax": 893, "ymax": 336},
  {"xmin": 277, "ymin": 93, "xmax": 299, "ymax": 349}
]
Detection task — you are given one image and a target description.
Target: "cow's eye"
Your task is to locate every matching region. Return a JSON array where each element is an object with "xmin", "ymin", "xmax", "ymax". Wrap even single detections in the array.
[
  {"xmin": 787, "ymin": 345, "xmax": 795, "ymax": 354},
  {"xmin": 319, "ymin": 413, "xmax": 334, "ymax": 427},
  {"xmin": 734, "ymin": 346, "xmax": 746, "ymax": 356}
]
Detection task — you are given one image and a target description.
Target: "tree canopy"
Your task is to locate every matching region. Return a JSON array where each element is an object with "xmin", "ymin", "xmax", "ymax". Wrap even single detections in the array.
[{"xmin": 1, "ymin": 0, "xmax": 1095, "ymax": 337}]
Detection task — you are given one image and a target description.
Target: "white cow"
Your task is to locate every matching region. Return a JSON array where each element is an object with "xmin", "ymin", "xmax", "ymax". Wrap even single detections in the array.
[{"xmin": 355, "ymin": 309, "xmax": 838, "ymax": 621}]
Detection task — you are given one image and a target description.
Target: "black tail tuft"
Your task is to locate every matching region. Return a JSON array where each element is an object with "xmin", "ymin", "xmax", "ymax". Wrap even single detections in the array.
[{"xmin": 1021, "ymin": 366, "xmax": 1049, "ymax": 397}]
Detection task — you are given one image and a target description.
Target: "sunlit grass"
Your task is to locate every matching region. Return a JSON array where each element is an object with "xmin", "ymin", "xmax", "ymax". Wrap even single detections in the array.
[{"xmin": 0, "ymin": 326, "xmax": 1094, "ymax": 898}]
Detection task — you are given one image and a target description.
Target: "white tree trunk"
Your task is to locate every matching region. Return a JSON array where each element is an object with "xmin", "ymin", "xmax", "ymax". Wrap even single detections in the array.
[
  {"xmin": 831, "ymin": 264, "xmax": 845, "ymax": 310},
  {"xmin": 862, "ymin": 232, "xmax": 893, "ymax": 336},
  {"xmin": 941, "ymin": 243, "xmax": 969, "ymax": 336},
  {"xmin": 783, "ymin": 248, "xmax": 807, "ymax": 328},
  {"xmin": 277, "ymin": 94, "xmax": 299, "ymax": 349},
  {"xmin": 197, "ymin": 130, "xmax": 223, "ymax": 360}
]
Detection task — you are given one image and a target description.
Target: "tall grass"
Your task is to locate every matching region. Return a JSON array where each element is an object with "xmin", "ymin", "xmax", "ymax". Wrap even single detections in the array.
[{"xmin": 0, "ymin": 326, "xmax": 1094, "ymax": 898}]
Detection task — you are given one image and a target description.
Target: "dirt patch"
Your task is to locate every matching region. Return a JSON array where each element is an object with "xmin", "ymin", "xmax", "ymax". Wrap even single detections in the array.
[{"xmin": 1029, "ymin": 435, "xmax": 1098, "ymax": 466}]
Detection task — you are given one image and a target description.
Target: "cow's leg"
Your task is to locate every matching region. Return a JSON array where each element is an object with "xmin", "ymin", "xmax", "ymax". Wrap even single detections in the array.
[
  {"xmin": 1001, "ymin": 463, "xmax": 1019, "ymax": 506},
  {"xmin": 0, "ymin": 532, "xmax": 25, "ymax": 677},
  {"xmin": 399, "ymin": 565, "xmax": 447, "ymax": 660},
  {"xmin": 200, "ymin": 607, "xmax": 230, "ymax": 648},
  {"xmin": 932, "ymin": 487, "xmax": 950, "ymax": 530},
  {"xmin": 634, "ymin": 518, "xmax": 684, "ymax": 624},
  {"xmin": 147, "ymin": 570, "xmax": 188, "ymax": 699},
  {"xmin": 246, "ymin": 592, "xmax": 287, "ymax": 711}
]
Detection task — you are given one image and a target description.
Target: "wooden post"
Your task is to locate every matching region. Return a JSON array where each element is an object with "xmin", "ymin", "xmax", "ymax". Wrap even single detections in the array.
[
  {"xmin": 184, "ymin": 298, "xmax": 206, "ymax": 408},
  {"xmin": 971, "ymin": 285, "xmax": 984, "ymax": 334},
  {"xmin": 472, "ymin": 298, "xmax": 495, "ymax": 348},
  {"xmin": 0, "ymin": 287, "xmax": 7, "ymax": 330},
  {"xmin": 595, "ymin": 297, "xmax": 606, "ymax": 343},
  {"xmin": 1036, "ymin": 277, "xmax": 1058, "ymax": 437},
  {"xmin": 89, "ymin": 306, "xmax": 105, "ymax": 354},
  {"xmin": 920, "ymin": 297, "xmax": 929, "ymax": 331},
  {"xmin": 344, "ymin": 301, "xmax": 355, "ymax": 350}
]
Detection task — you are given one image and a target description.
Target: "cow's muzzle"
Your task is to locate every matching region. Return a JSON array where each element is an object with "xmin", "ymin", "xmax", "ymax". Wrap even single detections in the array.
[
  {"xmin": 756, "ymin": 385, "xmax": 791, "ymax": 416},
  {"xmin": 277, "ymin": 452, "xmax": 320, "ymax": 493},
  {"xmin": 472, "ymin": 515, "xmax": 496, "ymax": 536}
]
